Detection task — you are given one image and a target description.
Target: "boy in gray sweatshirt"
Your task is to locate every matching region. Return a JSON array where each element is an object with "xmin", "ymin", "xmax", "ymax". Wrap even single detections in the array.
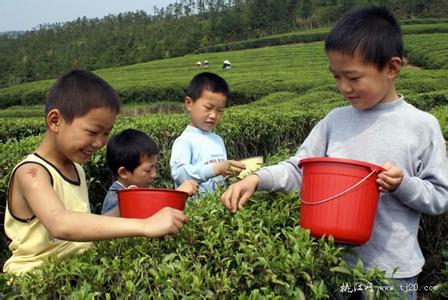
[{"xmin": 221, "ymin": 6, "xmax": 448, "ymax": 299}]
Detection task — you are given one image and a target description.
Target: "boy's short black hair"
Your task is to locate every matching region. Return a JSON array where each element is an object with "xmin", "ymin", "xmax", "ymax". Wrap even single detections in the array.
[
  {"xmin": 106, "ymin": 129, "xmax": 159, "ymax": 176},
  {"xmin": 325, "ymin": 6, "xmax": 403, "ymax": 70},
  {"xmin": 187, "ymin": 72, "xmax": 229, "ymax": 101},
  {"xmin": 46, "ymin": 69, "xmax": 120, "ymax": 123}
]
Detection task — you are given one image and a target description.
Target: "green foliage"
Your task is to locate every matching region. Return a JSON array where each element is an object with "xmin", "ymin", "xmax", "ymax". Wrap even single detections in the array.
[
  {"xmin": 197, "ymin": 28, "xmax": 330, "ymax": 53},
  {"xmin": 404, "ymin": 33, "xmax": 448, "ymax": 69},
  {"xmin": 0, "ymin": 117, "xmax": 45, "ymax": 143},
  {"xmin": 0, "ymin": 42, "xmax": 331, "ymax": 109},
  {"xmin": 198, "ymin": 23, "xmax": 448, "ymax": 54},
  {"xmin": 430, "ymin": 106, "xmax": 448, "ymax": 139},
  {"xmin": 2, "ymin": 31, "xmax": 448, "ymax": 110},
  {"xmin": 0, "ymin": 192, "xmax": 390, "ymax": 298},
  {"xmin": 432, "ymin": 248, "xmax": 448, "ymax": 298}
]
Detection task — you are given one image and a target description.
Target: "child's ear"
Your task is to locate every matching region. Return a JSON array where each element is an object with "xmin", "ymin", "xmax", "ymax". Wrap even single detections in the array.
[
  {"xmin": 387, "ymin": 57, "xmax": 401, "ymax": 79},
  {"xmin": 184, "ymin": 96, "xmax": 193, "ymax": 112},
  {"xmin": 117, "ymin": 167, "xmax": 129, "ymax": 179},
  {"xmin": 46, "ymin": 109, "xmax": 62, "ymax": 132}
]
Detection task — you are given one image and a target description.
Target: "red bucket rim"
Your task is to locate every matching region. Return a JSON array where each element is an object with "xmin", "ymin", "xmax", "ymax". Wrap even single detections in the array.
[
  {"xmin": 299, "ymin": 157, "xmax": 384, "ymax": 172},
  {"xmin": 117, "ymin": 188, "xmax": 188, "ymax": 196}
]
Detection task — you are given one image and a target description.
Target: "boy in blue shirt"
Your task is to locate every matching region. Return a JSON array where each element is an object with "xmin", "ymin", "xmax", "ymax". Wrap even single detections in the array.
[
  {"xmin": 101, "ymin": 128, "xmax": 198, "ymax": 214},
  {"xmin": 221, "ymin": 7, "xmax": 448, "ymax": 299},
  {"xmin": 170, "ymin": 72, "xmax": 245, "ymax": 194}
]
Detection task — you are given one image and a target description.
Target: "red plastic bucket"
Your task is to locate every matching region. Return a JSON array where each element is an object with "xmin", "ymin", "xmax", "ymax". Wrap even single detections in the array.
[
  {"xmin": 117, "ymin": 188, "xmax": 188, "ymax": 219},
  {"xmin": 299, "ymin": 157, "xmax": 384, "ymax": 245}
]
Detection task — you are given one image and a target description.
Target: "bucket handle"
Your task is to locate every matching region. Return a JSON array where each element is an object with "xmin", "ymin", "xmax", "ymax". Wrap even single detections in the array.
[{"xmin": 300, "ymin": 169, "xmax": 378, "ymax": 205}]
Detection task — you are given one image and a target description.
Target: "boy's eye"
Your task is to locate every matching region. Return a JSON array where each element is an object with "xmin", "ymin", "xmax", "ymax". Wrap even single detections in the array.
[
  {"xmin": 349, "ymin": 77, "xmax": 360, "ymax": 81},
  {"xmin": 86, "ymin": 130, "xmax": 98, "ymax": 135}
]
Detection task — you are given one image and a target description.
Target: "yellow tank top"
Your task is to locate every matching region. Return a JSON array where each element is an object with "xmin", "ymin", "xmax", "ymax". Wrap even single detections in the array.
[{"xmin": 3, "ymin": 153, "xmax": 93, "ymax": 274}]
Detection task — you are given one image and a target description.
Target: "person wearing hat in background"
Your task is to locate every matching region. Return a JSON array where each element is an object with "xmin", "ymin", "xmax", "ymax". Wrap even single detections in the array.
[
  {"xmin": 194, "ymin": 61, "xmax": 202, "ymax": 68},
  {"xmin": 222, "ymin": 60, "xmax": 231, "ymax": 70}
]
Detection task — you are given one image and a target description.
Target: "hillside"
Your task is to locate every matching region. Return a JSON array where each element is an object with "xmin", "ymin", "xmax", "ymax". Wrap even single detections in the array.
[
  {"xmin": 1, "ymin": 0, "xmax": 447, "ymax": 87},
  {"xmin": 1, "ymin": 28, "xmax": 448, "ymax": 110}
]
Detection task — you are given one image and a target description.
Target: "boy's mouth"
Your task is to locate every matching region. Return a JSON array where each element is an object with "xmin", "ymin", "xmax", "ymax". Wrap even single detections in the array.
[
  {"xmin": 347, "ymin": 96, "xmax": 359, "ymax": 102},
  {"xmin": 81, "ymin": 149, "xmax": 95, "ymax": 156}
]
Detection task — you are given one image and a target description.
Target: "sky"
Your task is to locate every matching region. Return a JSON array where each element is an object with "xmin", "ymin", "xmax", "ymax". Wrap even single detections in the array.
[{"xmin": 0, "ymin": 0, "xmax": 175, "ymax": 32}]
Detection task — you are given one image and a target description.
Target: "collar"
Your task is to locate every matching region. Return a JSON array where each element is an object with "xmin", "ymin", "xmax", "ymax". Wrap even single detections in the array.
[{"xmin": 186, "ymin": 125, "xmax": 211, "ymax": 135}]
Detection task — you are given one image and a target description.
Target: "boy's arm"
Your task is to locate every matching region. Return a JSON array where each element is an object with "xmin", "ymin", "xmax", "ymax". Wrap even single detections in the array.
[
  {"xmin": 103, "ymin": 206, "xmax": 120, "ymax": 217},
  {"xmin": 257, "ymin": 120, "xmax": 328, "ymax": 193},
  {"xmin": 170, "ymin": 139, "xmax": 214, "ymax": 184},
  {"xmin": 391, "ymin": 132, "xmax": 448, "ymax": 215},
  {"xmin": 15, "ymin": 164, "xmax": 186, "ymax": 241}
]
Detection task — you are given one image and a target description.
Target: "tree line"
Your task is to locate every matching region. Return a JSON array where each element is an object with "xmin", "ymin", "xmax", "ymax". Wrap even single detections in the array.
[{"xmin": 0, "ymin": 0, "xmax": 447, "ymax": 88}]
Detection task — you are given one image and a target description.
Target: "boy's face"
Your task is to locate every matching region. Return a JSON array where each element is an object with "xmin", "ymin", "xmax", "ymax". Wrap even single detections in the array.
[
  {"xmin": 123, "ymin": 155, "xmax": 158, "ymax": 188},
  {"xmin": 328, "ymin": 51, "xmax": 400, "ymax": 110},
  {"xmin": 185, "ymin": 90, "xmax": 227, "ymax": 131},
  {"xmin": 56, "ymin": 107, "xmax": 116, "ymax": 164}
]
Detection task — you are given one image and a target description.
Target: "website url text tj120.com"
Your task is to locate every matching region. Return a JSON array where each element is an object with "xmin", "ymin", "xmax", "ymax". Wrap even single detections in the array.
[{"xmin": 339, "ymin": 282, "xmax": 439, "ymax": 294}]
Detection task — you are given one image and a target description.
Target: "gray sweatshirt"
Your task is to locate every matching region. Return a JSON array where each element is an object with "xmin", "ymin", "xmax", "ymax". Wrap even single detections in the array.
[{"xmin": 257, "ymin": 96, "xmax": 448, "ymax": 278}]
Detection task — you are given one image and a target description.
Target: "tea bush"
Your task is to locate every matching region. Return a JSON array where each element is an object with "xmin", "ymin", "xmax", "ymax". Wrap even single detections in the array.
[
  {"xmin": 2, "ymin": 69, "xmax": 448, "ymax": 143},
  {"xmin": 197, "ymin": 23, "xmax": 448, "ymax": 54},
  {"xmin": 404, "ymin": 33, "xmax": 448, "ymax": 69},
  {"xmin": 0, "ymin": 117, "xmax": 45, "ymax": 143},
  {"xmin": 0, "ymin": 192, "xmax": 392, "ymax": 299}
]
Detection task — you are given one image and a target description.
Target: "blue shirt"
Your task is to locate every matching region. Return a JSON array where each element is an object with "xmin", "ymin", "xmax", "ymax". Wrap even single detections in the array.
[
  {"xmin": 101, "ymin": 181, "xmax": 126, "ymax": 214},
  {"xmin": 170, "ymin": 125, "xmax": 227, "ymax": 193}
]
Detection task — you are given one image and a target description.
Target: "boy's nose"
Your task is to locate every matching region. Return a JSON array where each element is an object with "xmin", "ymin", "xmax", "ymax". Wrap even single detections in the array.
[
  {"xmin": 92, "ymin": 135, "xmax": 107, "ymax": 148},
  {"xmin": 340, "ymin": 80, "xmax": 352, "ymax": 93},
  {"xmin": 209, "ymin": 111, "xmax": 217, "ymax": 119}
]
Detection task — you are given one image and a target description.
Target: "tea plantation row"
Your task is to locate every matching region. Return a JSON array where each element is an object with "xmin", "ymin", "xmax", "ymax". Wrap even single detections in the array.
[
  {"xmin": 197, "ymin": 22, "xmax": 448, "ymax": 53},
  {"xmin": 1, "ymin": 30, "xmax": 448, "ymax": 109},
  {"xmin": 1, "ymin": 68, "xmax": 448, "ymax": 144}
]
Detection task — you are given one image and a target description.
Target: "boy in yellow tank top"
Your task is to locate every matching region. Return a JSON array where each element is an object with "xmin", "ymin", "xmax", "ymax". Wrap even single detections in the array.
[{"xmin": 3, "ymin": 70, "xmax": 188, "ymax": 274}]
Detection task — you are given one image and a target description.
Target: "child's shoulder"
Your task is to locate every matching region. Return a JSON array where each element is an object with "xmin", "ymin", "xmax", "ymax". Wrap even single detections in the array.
[
  {"xmin": 403, "ymin": 101, "xmax": 441, "ymax": 126},
  {"xmin": 324, "ymin": 105, "xmax": 353, "ymax": 120},
  {"xmin": 12, "ymin": 158, "xmax": 52, "ymax": 190}
]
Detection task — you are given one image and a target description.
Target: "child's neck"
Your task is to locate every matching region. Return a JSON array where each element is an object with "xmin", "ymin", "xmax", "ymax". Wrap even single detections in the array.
[
  {"xmin": 115, "ymin": 180, "xmax": 128, "ymax": 189},
  {"xmin": 36, "ymin": 133, "xmax": 77, "ymax": 179},
  {"xmin": 188, "ymin": 124, "xmax": 211, "ymax": 132},
  {"xmin": 380, "ymin": 86, "xmax": 400, "ymax": 104}
]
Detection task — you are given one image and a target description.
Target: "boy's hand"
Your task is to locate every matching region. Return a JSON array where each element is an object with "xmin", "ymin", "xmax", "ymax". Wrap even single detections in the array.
[
  {"xmin": 142, "ymin": 207, "xmax": 188, "ymax": 237},
  {"xmin": 376, "ymin": 162, "xmax": 404, "ymax": 193},
  {"xmin": 176, "ymin": 180, "xmax": 198, "ymax": 195},
  {"xmin": 214, "ymin": 160, "xmax": 246, "ymax": 177},
  {"xmin": 221, "ymin": 174, "xmax": 259, "ymax": 213}
]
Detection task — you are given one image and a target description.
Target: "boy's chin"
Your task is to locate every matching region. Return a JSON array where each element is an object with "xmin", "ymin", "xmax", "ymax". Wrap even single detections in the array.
[
  {"xmin": 199, "ymin": 124, "xmax": 215, "ymax": 131},
  {"xmin": 73, "ymin": 153, "xmax": 93, "ymax": 164}
]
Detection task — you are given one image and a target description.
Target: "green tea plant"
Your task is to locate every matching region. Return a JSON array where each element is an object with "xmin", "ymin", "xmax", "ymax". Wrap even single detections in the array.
[
  {"xmin": 432, "ymin": 248, "xmax": 448, "ymax": 298},
  {"xmin": 0, "ymin": 192, "xmax": 391, "ymax": 299},
  {"xmin": 404, "ymin": 33, "xmax": 448, "ymax": 69}
]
